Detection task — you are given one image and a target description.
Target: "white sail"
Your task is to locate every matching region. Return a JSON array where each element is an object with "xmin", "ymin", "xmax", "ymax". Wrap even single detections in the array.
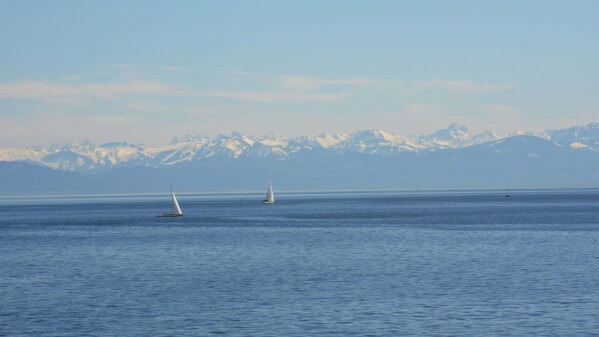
[
  {"xmin": 264, "ymin": 181, "xmax": 275, "ymax": 204},
  {"xmin": 159, "ymin": 184, "xmax": 184, "ymax": 217},
  {"xmin": 171, "ymin": 188, "xmax": 183, "ymax": 216}
]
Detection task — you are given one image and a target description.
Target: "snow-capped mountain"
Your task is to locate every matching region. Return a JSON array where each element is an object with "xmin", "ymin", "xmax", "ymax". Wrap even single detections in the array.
[
  {"xmin": 543, "ymin": 122, "xmax": 599, "ymax": 150},
  {"xmin": 0, "ymin": 122, "xmax": 596, "ymax": 173},
  {"xmin": 417, "ymin": 123, "xmax": 499, "ymax": 150}
]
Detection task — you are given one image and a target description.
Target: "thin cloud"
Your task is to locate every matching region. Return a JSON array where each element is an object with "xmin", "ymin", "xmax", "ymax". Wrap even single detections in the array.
[
  {"xmin": 0, "ymin": 81, "xmax": 78, "ymax": 100},
  {"xmin": 160, "ymin": 66, "xmax": 190, "ymax": 72},
  {"xmin": 406, "ymin": 79, "xmax": 515, "ymax": 95},
  {"xmin": 8, "ymin": 72, "xmax": 517, "ymax": 108},
  {"xmin": 84, "ymin": 80, "xmax": 176, "ymax": 99},
  {"xmin": 0, "ymin": 79, "xmax": 176, "ymax": 102},
  {"xmin": 126, "ymin": 100, "xmax": 253, "ymax": 117},
  {"xmin": 197, "ymin": 90, "xmax": 348, "ymax": 103},
  {"xmin": 107, "ymin": 63, "xmax": 137, "ymax": 69},
  {"xmin": 472, "ymin": 104, "xmax": 523, "ymax": 115},
  {"xmin": 219, "ymin": 70, "xmax": 254, "ymax": 77},
  {"xmin": 0, "ymin": 66, "xmax": 376, "ymax": 104},
  {"xmin": 220, "ymin": 70, "xmax": 388, "ymax": 91},
  {"xmin": 279, "ymin": 75, "xmax": 385, "ymax": 91},
  {"xmin": 0, "ymin": 78, "xmax": 348, "ymax": 104},
  {"xmin": 402, "ymin": 102, "xmax": 448, "ymax": 114}
]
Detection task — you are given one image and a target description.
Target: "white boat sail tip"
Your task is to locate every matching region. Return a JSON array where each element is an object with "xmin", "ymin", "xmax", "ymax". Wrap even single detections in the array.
[
  {"xmin": 159, "ymin": 185, "xmax": 184, "ymax": 217},
  {"xmin": 263, "ymin": 181, "xmax": 275, "ymax": 205}
]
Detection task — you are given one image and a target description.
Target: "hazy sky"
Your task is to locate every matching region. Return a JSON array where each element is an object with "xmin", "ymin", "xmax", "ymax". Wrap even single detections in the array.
[{"xmin": 1, "ymin": 1, "xmax": 598, "ymax": 146}]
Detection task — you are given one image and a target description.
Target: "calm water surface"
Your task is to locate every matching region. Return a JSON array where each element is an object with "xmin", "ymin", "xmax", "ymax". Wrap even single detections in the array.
[{"xmin": 1, "ymin": 190, "xmax": 598, "ymax": 336}]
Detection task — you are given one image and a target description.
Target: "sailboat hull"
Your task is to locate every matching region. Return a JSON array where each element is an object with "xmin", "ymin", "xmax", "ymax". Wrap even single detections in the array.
[
  {"xmin": 158, "ymin": 213, "xmax": 183, "ymax": 217},
  {"xmin": 263, "ymin": 200, "xmax": 274, "ymax": 205}
]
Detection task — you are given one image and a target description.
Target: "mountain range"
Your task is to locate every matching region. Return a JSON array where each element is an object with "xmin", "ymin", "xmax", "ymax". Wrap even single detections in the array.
[{"xmin": 0, "ymin": 122, "xmax": 597, "ymax": 195}]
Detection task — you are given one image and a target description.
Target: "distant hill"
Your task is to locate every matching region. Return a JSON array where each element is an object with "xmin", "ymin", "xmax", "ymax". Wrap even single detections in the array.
[
  {"xmin": 0, "ymin": 161, "xmax": 83, "ymax": 195},
  {"xmin": 0, "ymin": 123, "xmax": 597, "ymax": 195}
]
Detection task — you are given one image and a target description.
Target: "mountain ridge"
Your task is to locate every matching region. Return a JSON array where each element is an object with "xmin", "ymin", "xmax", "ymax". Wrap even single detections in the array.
[
  {"xmin": 1, "ymin": 122, "xmax": 596, "ymax": 173},
  {"xmin": 0, "ymin": 122, "xmax": 597, "ymax": 194}
]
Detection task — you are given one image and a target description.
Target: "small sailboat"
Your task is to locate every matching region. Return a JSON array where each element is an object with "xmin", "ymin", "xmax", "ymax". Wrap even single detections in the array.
[
  {"xmin": 263, "ymin": 181, "xmax": 275, "ymax": 205},
  {"xmin": 158, "ymin": 184, "xmax": 184, "ymax": 217}
]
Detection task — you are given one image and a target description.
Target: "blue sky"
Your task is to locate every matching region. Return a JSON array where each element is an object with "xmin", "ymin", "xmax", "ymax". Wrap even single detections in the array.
[{"xmin": 1, "ymin": 0, "xmax": 597, "ymax": 146}]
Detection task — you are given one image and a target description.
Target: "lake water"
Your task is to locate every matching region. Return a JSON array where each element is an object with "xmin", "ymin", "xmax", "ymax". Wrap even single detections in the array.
[{"xmin": 1, "ymin": 189, "xmax": 598, "ymax": 336}]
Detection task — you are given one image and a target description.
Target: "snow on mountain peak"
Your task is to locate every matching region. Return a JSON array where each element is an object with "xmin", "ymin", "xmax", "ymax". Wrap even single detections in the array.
[
  {"xmin": 417, "ymin": 124, "xmax": 495, "ymax": 150},
  {"xmin": 314, "ymin": 132, "xmax": 348, "ymax": 148},
  {"xmin": 1, "ymin": 123, "xmax": 595, "ymax": 172},
  {"xmin": 350, "ymin": 130, "xmax": 400, "ymax": 143},
  {"xmin": 429, "ymin": 123, "xmax": 470, "ymax": 141},
  {"xmin": 60, "ymin": 140, "xmax": 96, "ymax": 152},
  {"xmin": 544, "ymin": 122, "xmax": 598, "ymax": 150}
]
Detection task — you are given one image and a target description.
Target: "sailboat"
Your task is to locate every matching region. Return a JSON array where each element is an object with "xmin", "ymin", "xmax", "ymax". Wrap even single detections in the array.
[
  {"xmin": 263, "ymin": 181, "xmax": 275, "ymax": 205},
  {"xmin": 158, "ymin": 185, "xmax": 184, "ymax": 217}
]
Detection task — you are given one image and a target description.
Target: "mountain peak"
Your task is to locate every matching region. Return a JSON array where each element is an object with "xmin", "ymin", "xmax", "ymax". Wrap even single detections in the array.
[
  {"xmin": 100, "ymin": 141, "xmax": 132, "ymax": 148},
  {"xmin": 230, "ymin": 131, "xmax": 244, "ymax": 139},
  {"xmin": 544, "ymin": 121, "xmax": 599, "ymax": 150},
  {"xmin": 447, "ymin": 123, "xmax": 468, "ymax": 132},
  {"xmin": 351, "ymin": 130, "xmax": 397, "ymax": 141},
  {"xmin": 0, "ymin": 122, "xmax": 595, "ymax": 172},
  {"xmin": 437, "ymin": 123, "xmax": 469, "ymax": 138}
]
